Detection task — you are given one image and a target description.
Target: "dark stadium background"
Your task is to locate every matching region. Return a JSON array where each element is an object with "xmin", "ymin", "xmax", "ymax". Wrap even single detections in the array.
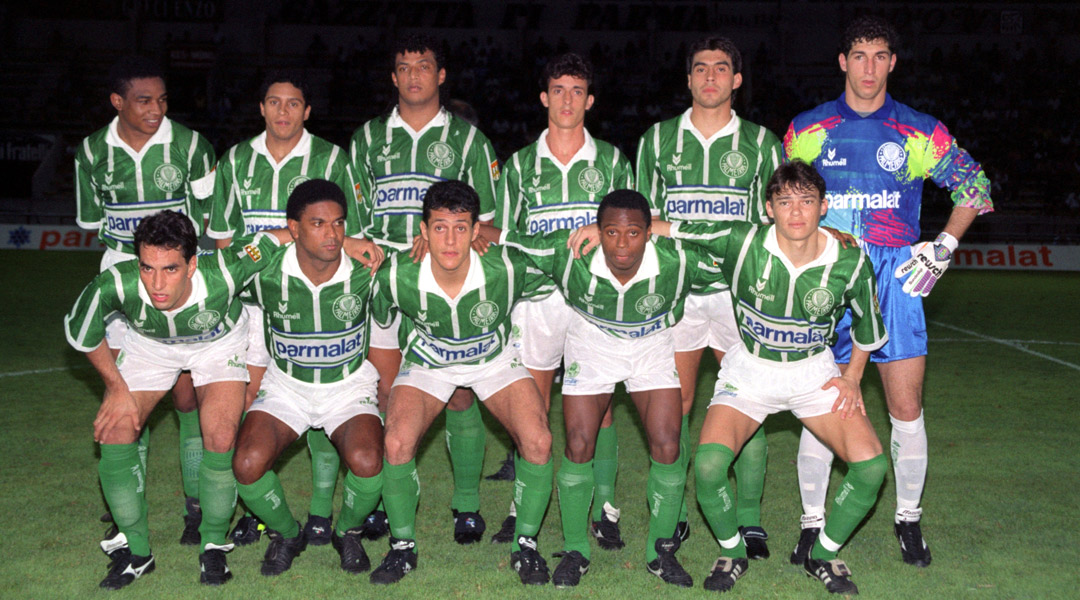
[{"xmin": 1, "ymin": 1, "xmax": 1077, "ymax": 244}]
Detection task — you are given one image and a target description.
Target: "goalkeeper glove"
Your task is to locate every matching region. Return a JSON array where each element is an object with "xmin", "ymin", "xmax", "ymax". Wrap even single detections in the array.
[{"xmin": 894, "ymin": 232, "xmax": 958, "ymax": 297}]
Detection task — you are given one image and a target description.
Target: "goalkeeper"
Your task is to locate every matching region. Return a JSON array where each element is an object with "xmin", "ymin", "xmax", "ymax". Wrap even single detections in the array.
[{"xmin": 783, "ymin": 15, "xmax": 993, "ymax": 569}]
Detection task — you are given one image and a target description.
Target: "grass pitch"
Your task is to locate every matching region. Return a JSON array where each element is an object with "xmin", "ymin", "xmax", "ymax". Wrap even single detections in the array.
[{"xmin": 1, "ymin": 250, "xmax": 1078, "ymax": 599}]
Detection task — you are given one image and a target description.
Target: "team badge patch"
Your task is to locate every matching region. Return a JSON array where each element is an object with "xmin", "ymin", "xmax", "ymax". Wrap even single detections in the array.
[
  {"xmin": 490, "ymin": 160, "xmax": 500, "ymax": 181},
  {"xmin": 635, "ymin": 293, "xmax": 666, "ymax": 315},
  {"xmin": 802, "ymin": 287, "xmax": 836, "ymax": 317},
  {"xmin": 469, "ymin": 301, "xmax": 500, "ymax": 327},
  {"xmin": 243, "ymin": 244, "xmax": 262, "ymax": 262},
  {"xmin": 719, "ymin": 151, "xmax": 749, "ymax": 178},
  {"xmin": 188, "ymin": 310, "xmax": 221, "ymax": 332},
  {"xmin": 153, "ymin": 163, "xmax": 183, "ymax": 193},
  {"xmin": 333, "ymin": 294, "xmax": 363, "ymax": 321},
  {"xmin": 427, "ymin": 141, "xmax": 456, "ymax": 169},
  {"xmin": 565, "ymin": 361, "xmax": 581, "ymax": 378},
  {"xmin": 577, "ymin": 166, "xmax": 605, "ymax": 194},
  {"xmin": 876, "ymin": 142, "xmax": 906, "ymax": 172},
  {"xmin": 287, "ymin": 175, "xmax": 311, "ymax": 195}
]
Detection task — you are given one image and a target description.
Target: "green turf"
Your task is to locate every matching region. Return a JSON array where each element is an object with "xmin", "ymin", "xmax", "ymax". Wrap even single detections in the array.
[{"xmin": 2, "ymin": 250, "xmax": 1078, "ymax": 598}]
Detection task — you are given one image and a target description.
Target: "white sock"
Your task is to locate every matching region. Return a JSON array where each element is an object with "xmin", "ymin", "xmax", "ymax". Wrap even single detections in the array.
[
  {"xmin": 797, "ymin": 427, "xmax": 834, "ymax": 518},
  {"xmin": 891, "ymin": 411, "xmax": 927, "ymax": 522}
]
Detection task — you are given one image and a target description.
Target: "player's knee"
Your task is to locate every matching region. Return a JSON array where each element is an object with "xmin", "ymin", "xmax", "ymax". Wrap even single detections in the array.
[
  {"xmin": 563, "ymin": 426, "xmax": 596, "ymax": 463},
  {"xmin": 888, "ymin": 403, "xmax": 923, "ymax": 422},
  {"xmin": 202, "ymin": 425, "xmax": 238, "ymax": 454},
  {"xmin": 98, "ymin": 423, "xmax": 141, "ymax": 446},
  {"xmin": 446, "ymin": 391, "xmax": 474, "ymax": 411},
  {"xmin": 232, "ymin": 446, "xmax": 270, "ymax": 486},
  {"xmin": 649, "ymin": 436, "xmax": 681, "ymax": 465},
  {"xmin": 343, "ymin": 443, "xmax": 383, "ymax": 478},
  {"xmin": 517, "ymin": 428, "xmax": 552, "ymax": 465},
  {"xmin": 848, "ymin": 453, "xmax": 887, "ymax": 492},
  {"xmin": 694, "ymin": 445, "xmax": 733, "ymax": 485},
  {"xmin": 382, "ymin": 432, "xmax": 414, "ymax": 465}
]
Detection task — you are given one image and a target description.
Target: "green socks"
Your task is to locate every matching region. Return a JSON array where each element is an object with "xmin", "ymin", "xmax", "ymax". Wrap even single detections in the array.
[
  {"xmin": 734, "ymin": 426, "xmax": 767, "ymax": 528},
  {"xmin": 811, "ymin": 454, "xmax": 887, "ymax": 560},
  {"xmin": 513, "ymin": 454, "xmax": 554, "ymax": 552},
  {"xmin": 337, "ymin": 470, "xmax": 383, "ymax": 535},
  {"xmin": 591, "ymin": 425, "xmax": 618, "ymax": 521},
  {"xmin": 695, "ymin": 443, "xmax": 745, "ymax": 558},
  {"xmin": 198, "ymin": 450, "xmax": 236, "ymax": 549},
  {"xmin": 237, "ymin": 471, "xmax": 299, "ymax": 538},
  {"xmin": 176, "ymin": 409, "xmax": 201, "ymax": 499},
  {"xmin": 137, "ymin": 426, "xmax": 149, "ymax": 473},
  {"xmin": 678, "ymin": 413, "xmax": 690, "ymax": 522},
  {"xmin": 645, "ymin": 458, "xmax": 686, "ymax": 562},
  {"xmin": 99, "ymin": 443, "xmax": 150, "ymax": 556},
  {"xmin": 307, "ymin": 428, "xmax": 340, "ymax": 519},
  {"xmin": 557, "ymin": 457, "xmax": 594, "ymax": 558},
  {"xmin": 445, "ymin": 400, "xmax": 485, "ymax": 512},
  {"xmin": 383, "ymin": 459, "xmax": 420, "ymax": 540}
]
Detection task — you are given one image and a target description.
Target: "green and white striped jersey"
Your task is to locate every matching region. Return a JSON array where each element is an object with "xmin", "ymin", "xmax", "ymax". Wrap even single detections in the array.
[
  {"xmin": 503, "ymin": 230, "xmax": 725, "ymax": 340},
  {"xmin": 636, "ymin": 110, "xmax": 780, "ymax": 226},
  {"xmin": 75, "ymin": 117, "xmax": 216, "ymax": 253},
  {"xmin": 248, "ymin": 245, "xmax": 375, "ymax": 384},
  {"xmin": 207, "ymin": 130, "xmax": 363, "ymax": 243},
  {"xmin": 371, "ymin": 246, "xmax": 548, "ymax": 367},
  {"xmin": 495, "ymin": 129, "xmax": 633, "ymax": 298},
  {"xmin": 65, "ymin": 234, "xmax": 280, "ymax": 352},
  {"xmin": 671, "ymin": 221, "xmax": 887, "ymax": 362},
  {"xmin": 350, "ymin": 107, "xmax": 499, "ymax": 249}
]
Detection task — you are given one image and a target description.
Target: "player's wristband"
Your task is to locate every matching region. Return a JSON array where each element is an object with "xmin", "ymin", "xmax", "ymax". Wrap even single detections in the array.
[{"xmin": 933, "ymin": 232, "xmax": 959, "ymax": 260}]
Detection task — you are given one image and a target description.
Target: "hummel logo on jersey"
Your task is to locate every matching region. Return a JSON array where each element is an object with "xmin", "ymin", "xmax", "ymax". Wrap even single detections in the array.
[
  {"xmin": 104, "ymin": 173, "xmax": 114, "ymax": 184},
  {"xmin": 666, "ymin": 154, "xmax": 692, "ymax": 172},
  {"xmin": 755, "ymin": 278, "xmax": 767, "ymax": 292},
  {"xmin": 417, "ymin": 310, "xmax": 427, "ymax": 321},
  {"xmin": 243, "ymin": 178, "xmax": 252, "ymax": 189},
  {"xmin": 672, "ymin": 154, "xmax": 682, "ymax": 165},
  {"xmin": 381, "ymin": 145, "xmax": 391, "ymax": 156},
  {"xmin": 822, "ymin": 147, "xmax": 848, "ymax": 167},
  {"xmin": 132, "ymin": 317, "xmax": 146, "ymax": 328},
  {"xmin": 532, "ymin": 176, "xmax": 541, "ymax": 187},
  {"xmin": 583, "ymin": 293, "xmax": 593, "ymax": 302},
  {"xmin": 277, "ymin": 302, "xmax": 288, "ymax": 314}
]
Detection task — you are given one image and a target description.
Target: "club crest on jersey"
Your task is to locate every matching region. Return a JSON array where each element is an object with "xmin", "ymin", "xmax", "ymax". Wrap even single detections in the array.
[
  {"xmin": 188, "ymin": 310, "xmax": 221, "ymax": 332},
  {"xmin": 802, "ymin": 287, "xmax": 835, "ymax": 317},
  {"xmin": 287, "ymin": 175, "xmax": 311, "ymax": 195},
  {"xmin": 333, "ymin": 294, "xmax": 363, "ymax": 321},
  {"xmin": 876, "ymin": 142, "xmax": 906, "ymax": 172},
  {"xmin": 577, "ymin": 166, "xmax": 605, "ymax": 194},
  {"xmin": 243, "ymin": 244, "xmax": 262, "ymax": 262},
  {"xmin": 427, "ymin": 141, "xmax": 456, "ymax": 169},
  {"xmin": 719, "ymin": 151, "xmax": 749, "ymax": 178},
  {"xmin": 469, "ymin": 300, "xmax": 500, "ymax": 327},
  {"xmin": 635, "ymin": 293, "xmax": 666, "ymax": 315},
  {"xmin": 490, "ymin": 160, "xmax": 500, "ymax": 181},
  {"xmin": 153, "ymin": 163, "xmax": 183, "ymax": 193}
]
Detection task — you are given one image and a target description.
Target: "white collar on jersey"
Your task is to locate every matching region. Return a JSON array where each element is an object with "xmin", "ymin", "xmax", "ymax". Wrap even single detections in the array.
[
  {"xmin": 588, "ymin": 240, "xmax": 660, "ymax": 288},
  {"xmin": 387, "ymin": 105, "xmax": 451, "ymax": 137},
  {"xmin": 678, "ymin": 107, "xmax": 741, "ymax": 144},
  {"xmin": 250, "ymin": 129, "xmax": 312, "ymax": 166},
  {"xmin": 281, "ymin": 244, "xmax": 355, "ymax": 290},
  {"xmin": 536, "ymin": 128, "xmax": 598, "ymax": 165},
  {"xmin": 137, "ymin": 256, "xmax": 208, "ymax": 314},
  {"xmin": 417, "ymin": 248, "xmax": 485, "ymax": 302},
  {"xmin": 763, "ymin": 225, "xmax": 839, "ymax": 272},
  {"xmin": 106, "ymin": 115, "xmax": 174, "ymax": 155}
]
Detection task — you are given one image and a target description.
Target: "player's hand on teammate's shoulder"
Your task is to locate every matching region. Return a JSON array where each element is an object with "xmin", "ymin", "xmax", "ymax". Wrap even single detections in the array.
[
  {"xmin": 821, "ymin": 227, "xmax": 858, "ymax": 249},
  {"xmin": 823, "ymin": 374, "xmax": 865, "ymax": 420},
  {"xmin": 409, "ymin": 234, "xmax": 429, "ymax": 263},
  {"xmin": 567, "ymin": 223, "xmax": 600, "ymax": 258},
  {"xmin": 344, "ymin": 236, "xmax": 385, "ymax": 274}
]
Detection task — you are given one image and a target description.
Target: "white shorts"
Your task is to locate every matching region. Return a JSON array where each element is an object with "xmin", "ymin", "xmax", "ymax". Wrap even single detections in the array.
[
  {"xmin": 248, "ymin": 360, "xmax": 381, "ymax": 437},
  {"xmin": 392, "ymin": 346, "xmax": 532, "ymax": 402},
  {"xmin": 244, "ymin": 304, "xmax": 270, "ymax": 367},
  {"xmin": 371, "ymin": 312, "xmax": 402, "ymax": 350},
  {"xmin": 670, "ymin": 291, "xmax": 739, "ymax": 353},
  {"xmin": 117, "ymin": 310, "xmax": 250, "ymax": 392},
  {"xmin": 510, "ymin": 293, "xmax": 571, "ymax": 371},
  {"xmin": 100, "ymin": 248, "xmax": 136, "ymax": 350},
  {"xmin": 708, "ymin": 343, "xmax": 841, "ymax": 423},
  {"xmin": 561, "ymin": 314, "xmax": 680, "ymax": 396}
]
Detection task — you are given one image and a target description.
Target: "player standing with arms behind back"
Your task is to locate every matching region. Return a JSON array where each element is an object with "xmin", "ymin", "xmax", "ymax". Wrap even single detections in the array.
[{"xmin": 784, "ymin": 15, "xmax": 993, "ymax": 568}]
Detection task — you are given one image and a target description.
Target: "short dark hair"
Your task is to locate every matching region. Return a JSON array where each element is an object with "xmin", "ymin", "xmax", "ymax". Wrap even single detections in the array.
[
  {"xmin": 597, "ymin": 189, "xmax": 651, "ymax": 229},
  {"xmin": 391, "ymin": 33, "xmax": 443, "ymax": 70},
  {"xmin": 766, "ymin": 160, "xmax": 827, "ymax": 203},
  {"xmin": 422, "ymin": 180, "xmax": 479, "ymax": 224},
  {"xmin": 134, "ymin": 210, "xmax": 197, "ymax": 261},
  {"xmin": 259, "ymin": 70, "xmax": 310, "ymax": 105},
  {"xmin": 839, "ymin": 15, "xmax": 899, "ymax": 56},
  {"xmin": 108, "ymin": 55, "xmax": 165, "ymax": 97},
  {"xmin": 541, "ymin": 53, "xmax": 593, "ymax": 92},
  {"xmin": 286, "ymin": 179, "xmax": 347, "ymax": 222},
  {"xmin": 686, "ymin": 36, "xmax": 742, "ymax": 75}
]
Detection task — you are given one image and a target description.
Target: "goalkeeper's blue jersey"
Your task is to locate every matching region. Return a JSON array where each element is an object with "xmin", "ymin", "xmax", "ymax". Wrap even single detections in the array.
[{"xmin": 784, "ymin": 93, "xmax": 992, "ymax": 248}]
